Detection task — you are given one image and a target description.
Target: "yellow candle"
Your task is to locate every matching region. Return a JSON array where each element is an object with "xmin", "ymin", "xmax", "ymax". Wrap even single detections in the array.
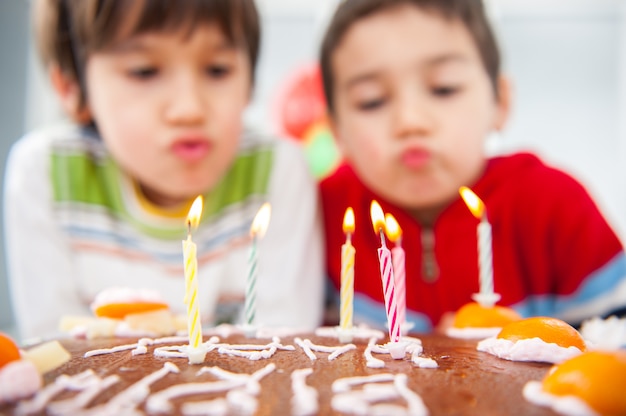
[
  {"xmin": 183, "ymin": 196, "xmax": 203, "ymax": 352},
  {"xmin": 340, "ymin": 207, "xmax": 355, "ymax": 334}
]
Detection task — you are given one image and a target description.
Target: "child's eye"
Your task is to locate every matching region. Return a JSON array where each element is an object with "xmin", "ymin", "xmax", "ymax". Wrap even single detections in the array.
[
  {"xmin": 128, "ymin": 67, "xmax": 158, "ymax": 80},
  {"xmin": 205, "ymin": 64, "xmax": 231, "ymax": 78},
  {"xmin": 431, "ymin": 86, "xmax": 460, "ymax": 97},
  {"xmin": 357, "ymin": 97, "xmax": 386, "ymax": 111}
]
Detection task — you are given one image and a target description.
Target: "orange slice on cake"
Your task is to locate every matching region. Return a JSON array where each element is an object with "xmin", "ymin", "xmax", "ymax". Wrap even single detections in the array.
[
  {"xmin": 453, "ymin": 302, "xmax": 522, "ymax": 328},
  {"xmin": 447, "ymin": 302, "xmax": 522, "ymax": 339},
  {"xmin": 478, "ymin": 316, "xmax": 586, "ymax": 363},
  {"xmin": 497, "ymin": 316, "xmax": 586, "ymax": 351},
  {"xmin": 91, "ymin": 287, "xmax": 169, "ymax": 319},
  {"xmin": 0, "ymin": 332, "xmax": 20, "ymax": 368},
  {"xmin": 93, "ymin": 302, "xmax": 169, "ymax": 319},
  {"xmin": 524, "ymin": 350, "xmax": 626, "ymax": 415}
]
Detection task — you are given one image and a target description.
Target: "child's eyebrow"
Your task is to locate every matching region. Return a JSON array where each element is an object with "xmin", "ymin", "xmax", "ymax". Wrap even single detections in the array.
[
  {"xmin": 105, "ymin": 37, "xmax": 236, "ymax": 54},
  {"xmin": 423, "ymin": 53, "xmax": 470, "ymax": 69},
  {"xmin": 343, "ymin": 53, "xmax": 471, "ymax": 90}
]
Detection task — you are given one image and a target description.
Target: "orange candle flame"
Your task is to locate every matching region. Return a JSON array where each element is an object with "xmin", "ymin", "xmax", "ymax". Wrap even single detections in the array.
[
  {"xmin": 186, "ymin": 196, "xmax": 204, "ymax": 229},
  {"xmin": 370, "ymin": 200, "xmax": 386, "ymax": 234},
  {"xmin": 343, "ymin": 207, "xmax": 355, "ymax": 234},
  {"xmin": 250, "ymin": 203, "xmax": 271, "ymax": 238},
  {"xmin": 385, "ymin": 213, "xmax": 402, "ymax": 243},
  {"xmin": 459, "ymin": 186, "xmax": 486, "ymax": 220}
]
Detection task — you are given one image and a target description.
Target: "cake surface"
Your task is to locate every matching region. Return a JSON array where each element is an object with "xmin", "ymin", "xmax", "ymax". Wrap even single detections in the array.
[{"xmin": 1, "ymin": 330, "xmax": 558, "ymax": 415}]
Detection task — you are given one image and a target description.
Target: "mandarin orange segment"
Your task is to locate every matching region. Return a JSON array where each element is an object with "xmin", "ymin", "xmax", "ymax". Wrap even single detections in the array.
[
  {"xmin": 497, "ymin": 316, "xmax": 586, "ymax": 351},
  {"xmin": 453, "ymin": 302, "xmax": 522, "ymax": 328},
  {"xmin": 542, "ymin": 351, "xmax": 626, "ymax": 415},
  {"xmin": 0, "ymin": 332, "xmax": 21, "ymax": 368},
  {"xmin": 93, "ymin": 302, "xmax": 169, "ymax": 319}
]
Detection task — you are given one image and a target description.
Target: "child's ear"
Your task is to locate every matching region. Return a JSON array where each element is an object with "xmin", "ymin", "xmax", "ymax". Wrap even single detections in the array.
[
  {"xmin": 327, "ymin": 115, "xmax": 350, "ymax": 160},
  {"xmin": 493, "ymin": 75, "xmax": 512, "ymax": 131},
  {"xmin": 49, "ymin": 64, "xmax": 92, "ymax": 124}
]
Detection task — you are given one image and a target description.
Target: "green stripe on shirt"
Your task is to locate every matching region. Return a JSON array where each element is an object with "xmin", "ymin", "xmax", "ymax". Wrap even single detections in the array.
[{"xmin": 50, "ymin": 138, "xmax": 274, "ymax": 240}]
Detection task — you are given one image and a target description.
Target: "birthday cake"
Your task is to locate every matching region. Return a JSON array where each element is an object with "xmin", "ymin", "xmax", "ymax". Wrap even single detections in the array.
[{"xmin": 1, "ymin": 326, "xmax": 562, "ymax": 416}]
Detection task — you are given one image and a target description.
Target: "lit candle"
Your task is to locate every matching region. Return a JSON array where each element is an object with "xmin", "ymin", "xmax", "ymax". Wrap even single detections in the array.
[
  {"xmin": 370, "ymin": 201, "xmax": 401, "ymax": 346},
  {"xmin": 385, "ymin": 213, "xmax": 406, "ymax": 330},
  {"xmin": 339, "ymin": 207, "xmax": 355, "ymax": 342},
  {"xmin": 183, "ymin": 195, "xmax": 205, "ymax": 364},
  {"xmin": 245, "ymin": 203, "xmax": 271, "ymax": 331},
  {"xmin": 459, "ymin": 186, "xmax": 501, "ymax": 307}
]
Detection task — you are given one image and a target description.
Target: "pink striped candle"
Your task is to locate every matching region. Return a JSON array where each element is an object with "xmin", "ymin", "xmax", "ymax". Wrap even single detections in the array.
[
  {"xmin": 385, "ymin": 214, "xmax": 406, "ymax": 329},
  {"xmin": 370, "ymin": 201, "xmax": 400, "ymax": 343}
]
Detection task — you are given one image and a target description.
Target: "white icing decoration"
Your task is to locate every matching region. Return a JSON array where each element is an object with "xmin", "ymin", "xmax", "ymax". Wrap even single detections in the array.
[
  {"xmin": 365, "ymin": 338, "xmax": 386, "ymax": 369},
  {"xmin": 581, "ymin": 316, "xmax": 626, "ymax": 350},
  {"xmin": 14, "ymin": 370, "xmax": 96, "ymax": 414},
  {"xmin": 523, "ymin": 381, "xmax": 599, "ymax": 416},
  {"xmin": 84, "ymin": 342, "xmax": 142, "ymax": 357},
  {"xmin": 83, "ymin": 362, "xmax": 179, "ymax": 414},
  {"xmin": 46, "ymin": 375, "xmax": 120, "ymax": 415},
  {"xmin": 332, "ymin": 374, "xmax": 396, "ymax": 393},
  {"xmin": 295, "ymin": 338, "xmax": 356, "ymax": 361},
  {"xmin": 295, "ymin": 338, "xmax": 317, "ymax": 361},
  {"xmin": 411, "ymin": 355, "xmax": 438, "ymax": 369},
  {"xmin": 291, "ymin": 368, "xmax": 318, "ymax": 416},
  {"xmin": 181, "ymin": 398, "xmax": 228, "ymax": 416},
  {"xmin": 477, "ymin": 337, "xmax": 584, "ymax": 364},
  {"xmin": 394, "ymin": 374, "xmax": 429, "ymax": 415},
  {"xmin": 331, "ymin": 374, "xmax": 429, "ymax": 415},
  {"xmin": 146, "ymin": 364, "xmax": 274, "ymax": 414}
]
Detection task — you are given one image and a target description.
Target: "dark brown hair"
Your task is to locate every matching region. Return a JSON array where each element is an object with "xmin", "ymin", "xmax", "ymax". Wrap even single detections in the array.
[
  {"xmin": 320, "ymin": 0, "xmax": 500, "ymax": 116},
  {"xmin": 34, "ymin": 0, "xmax": 261, "ymax": 108}
]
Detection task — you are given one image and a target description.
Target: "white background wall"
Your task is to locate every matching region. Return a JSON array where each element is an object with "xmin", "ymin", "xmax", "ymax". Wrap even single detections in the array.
[{"xmin": 1, "ymin": 0, "xmax": 625, "ymax": 334}]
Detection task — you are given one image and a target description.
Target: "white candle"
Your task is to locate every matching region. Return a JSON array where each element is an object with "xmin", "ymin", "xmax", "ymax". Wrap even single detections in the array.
[
  {"xmin": 459, "ymin": 187, "xmax": 501, "ymax": 307},
  {"xmin": 245, "ymin": 203, "xmax": 271, "ymax": 329},
  {"xmin": 477, "ymin": 219, "xmax": 494, "ymax": 296}
]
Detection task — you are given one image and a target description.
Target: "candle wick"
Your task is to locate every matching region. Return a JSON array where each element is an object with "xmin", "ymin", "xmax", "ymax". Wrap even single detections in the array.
[
  {"xmin": 379, "ymin": 229, "xmax": 387, "ymax": 248},
  {"xmin": 347, "ymin": 232, "xmax": 352, "ymax": 245},
  {"xmin": 187, "ymin": 220, "xmax": 192, "ymax": 239}
]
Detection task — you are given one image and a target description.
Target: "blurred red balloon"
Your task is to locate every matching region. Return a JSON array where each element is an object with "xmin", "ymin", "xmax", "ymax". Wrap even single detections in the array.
[{"xmin": 276, "ymin": 63, "xmax": 327, "ymax": 140}]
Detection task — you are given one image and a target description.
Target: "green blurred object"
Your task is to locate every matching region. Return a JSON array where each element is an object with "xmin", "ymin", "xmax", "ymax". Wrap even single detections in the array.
[{"xmin": 303, "ymin": 121, "xmax": 341, "ymax": 179}]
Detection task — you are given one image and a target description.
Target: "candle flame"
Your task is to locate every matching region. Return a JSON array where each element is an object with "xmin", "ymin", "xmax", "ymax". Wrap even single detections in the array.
[
  {"xmin": 250, "ymin": 202, "xmax": 271, "ymax": 238},
  {"xmin": 459, "ymin": 186, "xmax": 485, "ymax": 219},
  {"xmin": 385, "ymin": 213, "xmax": 402, "ymax": 242},
  {"xmin": 186, "ymin": 196, "xmax": 203, "ymax": 229},
  {"xmin": 370, "ymin": 200, "xmax": 386, "ymax": 233},
  {"xmin": 343, "ymin": 207, "xmax": 355, "ymax": 234}
]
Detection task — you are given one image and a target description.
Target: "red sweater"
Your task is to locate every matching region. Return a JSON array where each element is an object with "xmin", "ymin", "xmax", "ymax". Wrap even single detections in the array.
[{"xmin": 320, "ymin": 153, "xmax": 626, "ymax": 331}]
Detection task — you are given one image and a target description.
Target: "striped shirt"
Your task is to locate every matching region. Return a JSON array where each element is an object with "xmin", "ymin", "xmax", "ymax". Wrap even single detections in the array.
[{"xmin": 6, "ymin": 124, "xmax": 324, "ymax": 340}]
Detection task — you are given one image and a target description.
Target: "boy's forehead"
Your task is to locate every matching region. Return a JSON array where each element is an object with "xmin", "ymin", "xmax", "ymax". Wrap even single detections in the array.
[
  {"xmin": 104, "ymin": 23, "xmax": 235, "ymax": 53},
  {"xmin": 332, "ymin": 6, "xmax": 479, "ymax": 82},
  {"xmin": 99, "ymin": 0, "xmax": 235, "ymax": 50}
]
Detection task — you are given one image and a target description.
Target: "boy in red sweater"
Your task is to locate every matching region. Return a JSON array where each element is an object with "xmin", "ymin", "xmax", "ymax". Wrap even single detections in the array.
[{"xmin": 319, "ymin": 0, "xmax": 626, "ymax": 331}]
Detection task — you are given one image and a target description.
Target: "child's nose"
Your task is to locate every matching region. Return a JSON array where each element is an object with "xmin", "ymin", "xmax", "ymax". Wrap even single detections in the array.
[
  {"xmin": 164, "ymin": 73, "xmax": 206, "ymax": 125},
  {"xmin": 392, "ymin": 92, "xmax": 433, "ymax": 138}
]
